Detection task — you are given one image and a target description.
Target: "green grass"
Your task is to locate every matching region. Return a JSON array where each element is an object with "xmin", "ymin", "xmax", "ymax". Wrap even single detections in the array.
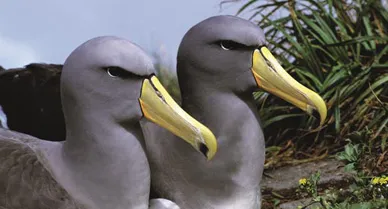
[{"xmin": 226, "ymin": 0, "xmax": 387, "ymax": 161}]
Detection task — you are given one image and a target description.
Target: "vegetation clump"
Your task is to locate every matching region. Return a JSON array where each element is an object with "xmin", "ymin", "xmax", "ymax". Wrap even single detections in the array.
[{"xmin": 226, "ymin": 0, "xmax": 387, "ymax": 170}]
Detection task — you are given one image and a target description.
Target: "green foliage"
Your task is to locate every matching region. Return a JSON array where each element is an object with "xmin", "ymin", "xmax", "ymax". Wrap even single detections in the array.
[
  {"xmin": 336, "ymin": 142, "xmax": 362, "ymax": 172},
  {"xmin": 233, "ymin": 0, "xmax": 388, "ymax": 151},
  {"xmin": 335, "ymin": 141, "xmax": 388, "ymax": 203},
  {"xmin": 291, "ymin": 142, "xmax": 388, "ymax": 208},
  {"xmin": 297, "ymin": 171, "xmax": 321, "ymax": 199},
  {"xmin": 337, "ymin": 143, "xmax": 361, "ymax": 164},
  {"xmin": 296, "ymin": 170, "xmax": 388, "ymax": 209}
]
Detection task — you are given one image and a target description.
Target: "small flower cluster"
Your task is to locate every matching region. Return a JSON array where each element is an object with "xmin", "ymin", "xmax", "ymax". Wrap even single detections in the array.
[
  {"xmin": 299, "ymin": 178, "xmax": 308, "ymax": 186},
  {"xmin": 371, "ymin": 176, "xmax": 388, "ymax": 185},
  {"xmin": 297, "ymin": 177, "xmax": 316, "ymax": 198},
  {"xmin": 370, "ymin": 175, "xmax": 388, "ymax": 199}
]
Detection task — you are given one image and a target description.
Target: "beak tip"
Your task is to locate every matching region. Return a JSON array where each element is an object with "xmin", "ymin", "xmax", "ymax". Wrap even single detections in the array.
[
  {"xmin": 205, "ymin": 147, "xmax": 217, "ymax": 161},
  {"xmin": 308, "ymin": 94, "xmax": 327, "ymax": 127},
  {"xmin": 319, "ymin": 119, "xmax": 325, "ymax": 126},
  {"xmin": 206, "ymin": 140, "xmax": 217, "ymax": 161},
  {"xmin": 199, "ymin": 143, "xmax": 209, "ymax": 158},
  {"xmin": 198, "ymin": 129, "xmax": 218, "ymax": 161},
  {"xmin": 317, "ymin": 99, "xmax": 327, "ymax": 127},
  {"xmin": 206, "ymin": 152, "xmax": 216, "ymax": 161},
  {"xmin": 310, "ymin": 107, "xmax": 326, "ymax": 126}
]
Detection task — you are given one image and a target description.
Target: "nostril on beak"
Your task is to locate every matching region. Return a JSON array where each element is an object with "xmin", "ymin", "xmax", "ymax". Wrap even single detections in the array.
[{"xmin": 199, "ymin": 143, "xmax": 209, "ymax": 158}]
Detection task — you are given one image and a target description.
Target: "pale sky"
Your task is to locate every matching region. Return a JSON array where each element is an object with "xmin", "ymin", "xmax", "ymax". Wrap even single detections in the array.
[{"xmin": 0, "ymin": 0, "xmax": 246, "ymax": 69}]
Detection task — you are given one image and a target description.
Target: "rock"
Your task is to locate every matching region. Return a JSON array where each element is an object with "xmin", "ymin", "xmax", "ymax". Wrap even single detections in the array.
[
  {"xmin": 0, "ymin": 63, "xmax": 65, "ymax": 141},
  {"xmin": 278, "ymin": 198, "xmax": 319, "ymax": 209},
  {"xmin": 262, "ymin": 158, "xmax": 353, "ymax": 191},
  {"xmin": 261, "ymin": 158, "xmax": 354, "ymax": 208}
]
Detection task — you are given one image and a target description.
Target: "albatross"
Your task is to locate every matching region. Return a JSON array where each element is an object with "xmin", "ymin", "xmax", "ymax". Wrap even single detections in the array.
[
  {"xmin": 0, "ymin": 36, "xmax": 217, "ymax": 209},
  {"xmin": 143, "ymin": 15, "xmax": 327, "ymax": 209}
]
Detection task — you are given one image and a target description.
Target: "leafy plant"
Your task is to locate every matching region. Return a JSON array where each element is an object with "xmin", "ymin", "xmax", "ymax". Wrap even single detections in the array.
[
  {"xmin": 296, "ymin": 171, "xmax": 388, "ymax": 209},
  {"xmin": 336, "ymin": 142, "xmax": 362, "ymax": 172},
  {"xmin": 226, "ymin": 0, "xmax": 388, "ymax": 158},
  {"xmin": 298, "ymin": 171, "xmax": 321, "ymax": 199}
]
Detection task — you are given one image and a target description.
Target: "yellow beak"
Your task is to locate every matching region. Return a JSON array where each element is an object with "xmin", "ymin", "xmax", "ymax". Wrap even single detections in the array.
[
  {"xmin": 139, "ymin": 75, "xmax": 217, "ymax": 160},
  {"xmin": 251, "ymin": 47, "xmax": 327, "ymax": 125}
]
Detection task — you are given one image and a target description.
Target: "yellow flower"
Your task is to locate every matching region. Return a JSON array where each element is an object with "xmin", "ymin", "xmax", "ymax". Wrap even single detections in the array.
[
  {"xmin": 371, "ymin": 177, "xmax": 380, "ymax": 185},
  {"xmin": 378, "ymin": 176, "xmax": 387, "ymax": 185},
  {"xmin": 371, "ymin": 176, "xmax": 388, "ymax": 185},
  {"xmin": 299, "ymin": 178, "xmax": 308, "ymax": 185}
]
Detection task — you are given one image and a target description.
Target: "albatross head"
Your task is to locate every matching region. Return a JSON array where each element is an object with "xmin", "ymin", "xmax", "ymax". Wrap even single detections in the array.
[
  {"xmin": 178, "ymin": 15, "xmax": 327, "ymax": 125},
  {"xmin": 60, "ymin": 36, "xmax": 217, "ymax": 159}
]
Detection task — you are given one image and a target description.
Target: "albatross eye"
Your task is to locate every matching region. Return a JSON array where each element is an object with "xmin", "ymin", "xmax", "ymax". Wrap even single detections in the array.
[
  {"xmin": 105, "ymin": 67, "xmax": 132, "ymax": 78},
  {"xmin": 219, "ymin": 40, "xmax": 247, "ymax": 51}
]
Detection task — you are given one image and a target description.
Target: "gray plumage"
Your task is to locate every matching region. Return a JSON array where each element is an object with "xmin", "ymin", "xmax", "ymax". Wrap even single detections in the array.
[
  {"xmin": 145, "ymin": 14, "xmax": 326, "ymax": 209},
  {"xmin": 0, "ymin": 128, "xmax": 77, "ymax": 208},
  {"xmin": 143, "ymin": 15, "xmax": 267, "ymax": 209},
  {"xmin": 0, "ymin": 36, "xmax": 180, "ymax": 209}
]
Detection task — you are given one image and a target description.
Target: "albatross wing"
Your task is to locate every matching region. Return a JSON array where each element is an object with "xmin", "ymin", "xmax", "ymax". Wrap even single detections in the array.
[{"xmin": 0, "ymin": 128, "xmax": 78, "ymax": 209}]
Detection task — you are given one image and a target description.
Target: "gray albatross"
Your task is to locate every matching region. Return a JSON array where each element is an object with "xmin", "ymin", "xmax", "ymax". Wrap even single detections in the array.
[
  {"xmin": 0, "ymin": 36, "xmax": 217, "ymax": 209},
  {"xmin": 143, "ymin": 15, "xmax": 327, "ymax": 209}
]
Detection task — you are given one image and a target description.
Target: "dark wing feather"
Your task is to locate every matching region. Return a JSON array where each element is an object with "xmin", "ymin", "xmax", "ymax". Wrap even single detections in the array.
[
  {"xmin": 0, "ymin": 130, "xmax": 80, "ymax": 209},
  {"xmin": 0, "ymin": 63, "xmax": 65, "ymax": 142}
]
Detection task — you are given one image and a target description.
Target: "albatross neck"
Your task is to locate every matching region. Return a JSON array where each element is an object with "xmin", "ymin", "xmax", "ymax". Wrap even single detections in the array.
[
  {"xmin": 177, "ymin": 84, "xmax": 265, "ymax": 209},
  {"xmin": 55, "ymin": 109, "xmax": 151, "ymax": 209},
  {"xmin": 180, "ymin": 85, "xmax": 260, "ymax": 138}
]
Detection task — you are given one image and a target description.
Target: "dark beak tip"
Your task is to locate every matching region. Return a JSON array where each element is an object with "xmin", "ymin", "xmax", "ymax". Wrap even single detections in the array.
[
  {"xmin": 199, "ymin": 143, "xmax": 209, "ymax": 158},
  {"xmin": 310, "ymin": 108, "xmax": 325, "ymax": 126},
  {"xmin": 311, "ymin": 108, "xmax": 320, "ymax": 120}
]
